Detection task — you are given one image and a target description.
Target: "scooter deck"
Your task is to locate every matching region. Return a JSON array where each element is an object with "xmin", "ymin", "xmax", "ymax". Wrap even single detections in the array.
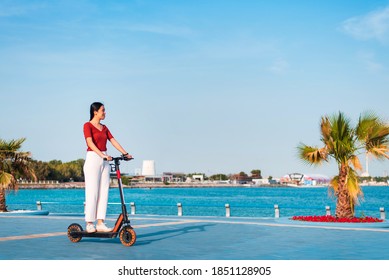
[{"xmin": 70, "ymin": 231, "xmax": 119, "ymax": 239}]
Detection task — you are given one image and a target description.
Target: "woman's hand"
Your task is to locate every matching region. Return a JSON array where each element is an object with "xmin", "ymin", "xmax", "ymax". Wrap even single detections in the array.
[
  {"xmin": 123, "ymin": 153, "xmax": 133, "ymax": 160},
  {"xmin": 104, "ymin": 155, "xmax": 113, "ymax": 161}
]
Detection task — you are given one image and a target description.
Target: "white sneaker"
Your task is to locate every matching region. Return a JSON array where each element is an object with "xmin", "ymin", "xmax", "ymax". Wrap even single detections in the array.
[
  {"xmin": 96, "ymin": 223, "xmax": 112, "ymax": 232},
  {"xmin": 86, "ymin": 223, "xmax": 96, "ymax": 233}
]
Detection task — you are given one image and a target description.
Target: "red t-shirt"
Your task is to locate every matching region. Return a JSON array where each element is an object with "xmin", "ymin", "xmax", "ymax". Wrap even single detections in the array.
[{"xmin": 83, "ymin": 122, "xmax": 114, "ymax": 151}]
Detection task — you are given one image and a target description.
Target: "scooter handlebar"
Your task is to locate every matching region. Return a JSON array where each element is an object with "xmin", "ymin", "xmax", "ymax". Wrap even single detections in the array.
[{"xmin": 103, "ymin": 155, "xmax": 134, "ymax": 161}]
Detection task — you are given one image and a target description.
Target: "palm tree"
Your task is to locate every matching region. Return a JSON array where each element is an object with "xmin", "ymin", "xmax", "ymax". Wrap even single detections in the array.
[
  {"xmin": 0, "ymin": 138, "xmax": 36, "ymax": 212},
  {"xmin": 298, "ymin": 112, "xmax": 389, "ymax": 218}
]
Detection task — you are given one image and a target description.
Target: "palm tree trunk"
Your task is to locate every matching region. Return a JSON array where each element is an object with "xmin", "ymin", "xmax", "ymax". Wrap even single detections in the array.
[
  {"xmin": 335, "ymin": 164, "xmax": 354, "ymax": 218},
  {"xmin": 0, "ymin": 188, "xmax": 7, "ymax": 212}
]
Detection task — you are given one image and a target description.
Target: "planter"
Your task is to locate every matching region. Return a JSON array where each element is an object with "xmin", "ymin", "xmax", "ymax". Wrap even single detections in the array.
[{"xmin": 291, "ymin": 215, "xmax": 383, "ymax": 223}]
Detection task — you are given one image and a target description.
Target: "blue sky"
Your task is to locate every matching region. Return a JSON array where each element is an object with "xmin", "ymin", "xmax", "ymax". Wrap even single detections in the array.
[{"xmin": 1, "ymin": 0, "xmax": 389, "ymax": 178}]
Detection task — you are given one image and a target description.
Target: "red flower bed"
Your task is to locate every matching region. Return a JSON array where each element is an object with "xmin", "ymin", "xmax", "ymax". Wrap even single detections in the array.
[{"xmin": 291, "ymin": 215, "xmax": 383, "ymax": 223}]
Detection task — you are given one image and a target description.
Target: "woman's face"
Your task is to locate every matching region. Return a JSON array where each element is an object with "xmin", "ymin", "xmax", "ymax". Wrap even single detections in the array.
[{"xmin": 95, "ymin": 106, "xmax": 106, "ymax": 120}]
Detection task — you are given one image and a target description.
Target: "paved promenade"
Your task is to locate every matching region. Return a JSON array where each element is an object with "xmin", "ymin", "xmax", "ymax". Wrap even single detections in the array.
[{"xmin": 1, "ymin": 213, "xmax": 389, "ymax": 260}]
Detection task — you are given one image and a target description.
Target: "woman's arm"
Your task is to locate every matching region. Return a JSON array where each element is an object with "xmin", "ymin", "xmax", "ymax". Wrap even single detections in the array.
[
  {"xmin": 86, "ymin": 137, "xmax": 111, "ymax": 159},
  {"xmin": 110, "ymin": 138, "xmax": 132, "ymax": 158}
]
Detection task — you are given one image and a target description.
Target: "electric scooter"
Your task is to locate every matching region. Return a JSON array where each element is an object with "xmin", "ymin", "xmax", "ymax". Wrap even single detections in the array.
[{"xmin": 67, "ymin": 155, "xmax": 136, "ymax": 247}]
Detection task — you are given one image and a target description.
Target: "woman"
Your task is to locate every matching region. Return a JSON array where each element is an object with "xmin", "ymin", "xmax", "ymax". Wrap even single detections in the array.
[{"xmin": 83, "ymin": 102, "xmax": 132, "ymax": 233}]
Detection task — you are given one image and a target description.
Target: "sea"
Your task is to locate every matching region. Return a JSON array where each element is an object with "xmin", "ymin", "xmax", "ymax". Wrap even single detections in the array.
[{"xmin": 6, "ymin": 186, "xmax": 389, "ymax": 218}]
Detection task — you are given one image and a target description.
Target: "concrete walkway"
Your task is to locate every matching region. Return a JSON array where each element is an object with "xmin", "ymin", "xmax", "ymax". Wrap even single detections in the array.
[{"xmin": 1, "ymin": 213, "xmax": 389, "ymax": 260}]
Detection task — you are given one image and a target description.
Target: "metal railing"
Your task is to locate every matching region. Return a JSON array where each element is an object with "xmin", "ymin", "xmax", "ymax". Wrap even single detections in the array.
[{"xmin": 25, "ymin": 201, "xmax": 386, "ymax": 219}]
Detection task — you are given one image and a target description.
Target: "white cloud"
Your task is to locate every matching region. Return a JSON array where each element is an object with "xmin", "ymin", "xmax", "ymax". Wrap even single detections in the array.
[{"xmin": 341, "ymin": 6, "xmax": 389, "ymax": 43}]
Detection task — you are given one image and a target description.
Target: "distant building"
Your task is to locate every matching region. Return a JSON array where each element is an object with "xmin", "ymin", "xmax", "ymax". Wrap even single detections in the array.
[
  {"xmin": 252, "ymin": 178, "xmax": 269, "ymax": 185},
  {"xmin": 192, "ymin": 174, "xmax": 204, "ymax": 182},
  {"xmin": 280, "ymin": 173, "xmax": 330, "ymax": 186},
  {"xmin": 142, "ymin": 160, "xmax": 156, "ymax": 176},
  {"xmin": 230, "ymin": 173, "xmax": 251, "ymax": 184},
  {"xmin": 163, "ymin": 172, "xmax": 186, "ymax": 183}
]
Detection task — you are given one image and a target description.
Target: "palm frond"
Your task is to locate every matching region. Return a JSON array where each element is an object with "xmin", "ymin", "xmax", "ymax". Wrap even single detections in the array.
[
  {"xmin": 0, "ymin": 171, "xmax": 16, "ymax": 189},
  {"xmin": 330, "ymin": 112, "xmax": 353, "ymax": 142},
  {"xmin": 328, "ymin": 112, "xmax": 357, "ymax": 164},
  {"xmin": 329, "ymin": 168, "xmax": 363, "ymax": 210},
  {"xmin": 368, "ymin": 144, "xmax": 389, "ymax": 160},
  {"xmin": 330, "ymin": 176, "xmax": 339, "ymax": 193},
  {"xmin": 320, "ymin": 116, "xmax": 332, "ymax": 143},
  {"xmin": 349, "ymin": 155, "xmax": 362, "ymax": 171},
  {"xmin": 356, "ymin": 112, "xmax": 389, "ymax": 159},
  {"xmin": 347, "ymin": 168, "xmax": 363, "ymax": 208},
  {"xmin": 356, "ymin": 111, "xmax": 379, "ymax": 140},
  {"xmin": 0, "ymin": 138, "xmax": 35, "ymax": 188},
  {"xmin": 297, "ymin": 144, "xmax": 328, "ymax": 165},
  {"xmin": 0, "ymin": 138, "xmax": 26, "ymax": 157},
  {"xmin": 5, "ymin": 138, "xmax": 25, "ymax": 149}
]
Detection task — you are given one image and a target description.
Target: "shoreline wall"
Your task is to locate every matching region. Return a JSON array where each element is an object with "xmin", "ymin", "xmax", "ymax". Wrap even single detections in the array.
[{"xmin": 18, "ymin": 182, "xmax": 289, "ymax": 189}]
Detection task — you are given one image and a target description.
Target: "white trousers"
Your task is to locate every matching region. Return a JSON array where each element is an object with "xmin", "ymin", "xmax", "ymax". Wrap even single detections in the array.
[{"xmin": 84, "ymin": 151, "xmax": 110, "ymax": 222}]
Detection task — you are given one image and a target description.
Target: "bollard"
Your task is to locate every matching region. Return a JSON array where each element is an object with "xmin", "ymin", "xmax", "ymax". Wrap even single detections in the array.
[
  {"xmin": 130, "ymin": 202, "xmax": 136, "ymax": 215},
  {"xmin": 274, "ymin": 204, "xmax": 279, "ymax": 218},
  {"xmin": 325, "ymin": 206, "xmax": 331, "ymax": 216},
  {"xmin": 380, "ymin": 207, "xmax": 386, "ymax": 220},
  {"xmin": 36, "ymin": 201, "xmax": 42, "ymax": 211},
  {"xmin": 177, "ymin": 203, "xmax": 183, "ymax": 216},
  {"xmin": 225, "ymin": 204, "xmax": 231, "ymax": 217}
]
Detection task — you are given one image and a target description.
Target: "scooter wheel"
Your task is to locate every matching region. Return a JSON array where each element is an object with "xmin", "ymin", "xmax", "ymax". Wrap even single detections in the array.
[
  {"xmin": 119, "ymin": 226, "xmax": 136, "ymax": 247},
  {"xmin": 67, "ymin": 223, "xmax": 83, "ymax": 243}
]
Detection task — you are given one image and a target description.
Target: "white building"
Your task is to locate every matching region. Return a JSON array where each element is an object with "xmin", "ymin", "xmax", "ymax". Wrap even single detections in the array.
[
  {"xmin": 142, "ymin": 160, "xmax": 156, "ymax": 176},
  {"xmin": 192, "ymin": 174, "xmax": 204, "ymax": 182},
  {"xmin": 281, "ymin": 173, "xmax": 330, "ymax": 186}
]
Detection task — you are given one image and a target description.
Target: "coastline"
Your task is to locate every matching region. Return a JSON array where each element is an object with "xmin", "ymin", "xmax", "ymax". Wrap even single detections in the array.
[
  {"xmin": 18, "ymin": 182, "xmax": 291, "ymax": 189},
  {"xmin": 17, "ymin": 182, "xmax": 389, "ymax": 189}
]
